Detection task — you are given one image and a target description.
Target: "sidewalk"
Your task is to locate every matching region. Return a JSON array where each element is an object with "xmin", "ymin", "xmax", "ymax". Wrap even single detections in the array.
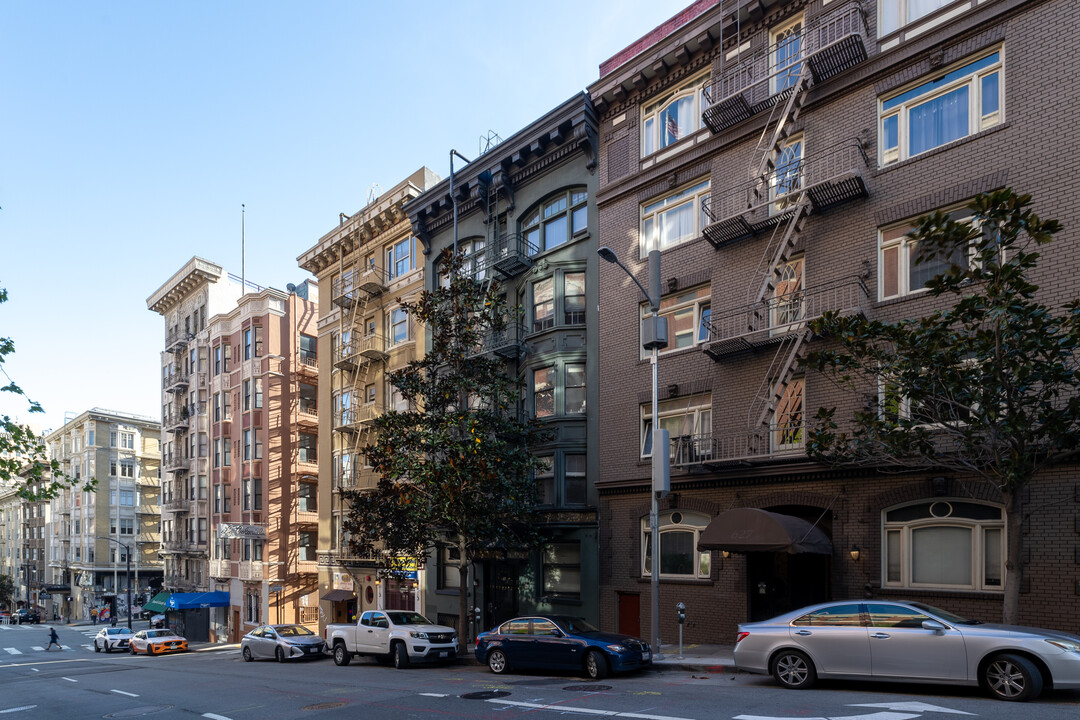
[{"xmin": 650, "ymin": 642, "xmax": 739, "ymax": 673}]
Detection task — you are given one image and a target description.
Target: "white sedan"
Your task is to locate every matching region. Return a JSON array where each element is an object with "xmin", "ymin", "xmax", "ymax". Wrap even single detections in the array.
[{"xmin": 94, "ymin": 626, "xmax": 135, "ymax": 653}]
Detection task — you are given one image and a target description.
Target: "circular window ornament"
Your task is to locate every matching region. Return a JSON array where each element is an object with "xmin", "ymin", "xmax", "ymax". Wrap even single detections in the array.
[
  {"xmin": 930, "ymin": 501, "xmax": 953, "ymax": 518},
  {"xmin": 671, "ymin": 512, "xmax": 683, "ymax": 525}
]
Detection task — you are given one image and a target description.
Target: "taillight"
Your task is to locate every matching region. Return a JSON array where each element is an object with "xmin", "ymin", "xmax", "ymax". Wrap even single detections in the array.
[{"xmin": 735, "ymin": 631, "xmax": 750, "ymax": 644}]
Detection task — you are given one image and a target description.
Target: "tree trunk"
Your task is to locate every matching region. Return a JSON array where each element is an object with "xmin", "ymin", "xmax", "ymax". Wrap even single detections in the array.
[
  {"xmin": 457, "ymin": 538, "xmax": 470, "ymax": 645},
  {"xmin": 1001, "ymin": 489, "xmax": 1023, "ymax": 625}
]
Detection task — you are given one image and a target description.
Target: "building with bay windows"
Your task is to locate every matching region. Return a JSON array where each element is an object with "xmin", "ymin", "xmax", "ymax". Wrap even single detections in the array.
[
  {"xmin": 404, "ymin": 93, "xmax": 599, "ymax": 635},
  {"xmin": 589, "ymin": 0, "xmax": 1080, "ymax": 644},
  {"xmin": 298, "ymin": 167, "xmax": 440, "ymax": 628}
]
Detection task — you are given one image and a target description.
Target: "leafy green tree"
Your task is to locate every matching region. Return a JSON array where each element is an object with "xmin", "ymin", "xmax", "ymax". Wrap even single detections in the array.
[
  {"xmin": 342, "ymin": 252, "xmax": 548, "ymax": 641},
  {"xmin": 0, "ymin": 572, "xmax": 14, "ymax": 610},
  {"xmin": 807, "ymin": 189, "xmax": 1080, "ymax": 624},
  {"xmin": 1, "ymin": 286, "xmax": 88, "ymax": 500}
]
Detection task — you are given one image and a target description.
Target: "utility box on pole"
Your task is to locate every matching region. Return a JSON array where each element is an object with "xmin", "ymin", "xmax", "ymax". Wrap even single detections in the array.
[{"xmin": 653, "ymin": 429, "xmax": 670, "ymax": 499}]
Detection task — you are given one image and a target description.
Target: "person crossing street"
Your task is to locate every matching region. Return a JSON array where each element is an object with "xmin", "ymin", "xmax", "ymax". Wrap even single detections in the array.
[{"xmin": 45, "ymin": 626, "xmax": 62, "ymax": 651}]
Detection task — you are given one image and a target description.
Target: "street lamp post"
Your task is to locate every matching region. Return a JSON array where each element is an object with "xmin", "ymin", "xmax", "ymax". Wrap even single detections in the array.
[
  {"xmin": 598, "ymin": 246, "xmax": 669, "ymax": 660},
  {"xmin": 95, "ymin": 537, "xmax": 132, "ymax": 630}
]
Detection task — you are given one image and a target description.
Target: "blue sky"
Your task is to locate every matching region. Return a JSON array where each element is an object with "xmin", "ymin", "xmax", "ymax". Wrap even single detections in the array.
[{"xmin": 1, "ymin": 0, "xmax": 681, "ymax": 433}]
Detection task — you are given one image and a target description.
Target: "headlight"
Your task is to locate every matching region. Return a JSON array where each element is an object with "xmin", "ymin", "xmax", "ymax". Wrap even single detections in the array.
[
  {"xmin": 410, "ymin": 631, "xmax": 429, "ymax": 639},
  {"xmin": 1045, "ymin": 639, "xmax": 1080, "ymax": 653},
  {"xmin": 605, "ymin": 644, "xmax": 627, "ymax": 652}
]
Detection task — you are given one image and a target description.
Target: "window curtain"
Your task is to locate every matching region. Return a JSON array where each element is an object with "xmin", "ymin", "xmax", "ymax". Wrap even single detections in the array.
[
  {"xmin": 912, "ymin": 526, "xmax": 971, "ymax": 585},
  {"xmin": 659, "ymin": 201, "xmax": 695, "ymax": 248},
  {"xmin": 908, "ymin": 86, "xmax": 969, "ymax": 156}
]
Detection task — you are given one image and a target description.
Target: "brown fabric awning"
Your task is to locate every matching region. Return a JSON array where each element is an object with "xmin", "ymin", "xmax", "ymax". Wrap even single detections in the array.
[
  {"xmin": 321, "ymin": 589, "xmax": 355, "ymax": 602},
  {"xmin": 698, "ymin": 508, "xmax": 833, "ymax": 555}
]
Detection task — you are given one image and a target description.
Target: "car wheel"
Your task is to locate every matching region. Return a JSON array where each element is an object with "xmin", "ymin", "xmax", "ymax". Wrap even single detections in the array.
[
  {"xmin": 105, "ymin": 643, "xmax": 112, "ymax": 654},
  {"xmin": 393, "ymin": 642, "xmax": 410, "ymax": 669},
  {"xmin": 146, "ymin": 645, "xmax": 155, "ymax": 656},
  {"xmin": 242, "ymin": 647, "xmax": 254, "ymax": 662},
  {"xmin": 983, "ymin": 653, "xmax": 1043, "ymax": 701},
  {"xmin": 130, "ymin": 645, "xmax": 136, "ymax": 655},
  {"xmin": 585, "ymin": 650, "xmax": 609, "ymax": 680},
  {"xmin": 487, "ymin": 649, "xmax": 508, "ymax": 674},
  {"xmin": 333, "ymin": 643, "xmax": 351, "ymax": 666},
  {"xmin": 771, "ymin": 649, "xmax": 817, "ymax": 690},
  {"xmin": 94, "ymin": 642, "xmax": 101, "ymax": 653},
  {"xmin": 275, "ymin": 647, "xmax": 286, "ymax": 663}
]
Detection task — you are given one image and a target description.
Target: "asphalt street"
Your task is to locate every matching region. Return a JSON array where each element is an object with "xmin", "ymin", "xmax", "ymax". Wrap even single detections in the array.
[{"xmin": 1, "ymin": 624, "xmax": 1078, "ymax": 719}]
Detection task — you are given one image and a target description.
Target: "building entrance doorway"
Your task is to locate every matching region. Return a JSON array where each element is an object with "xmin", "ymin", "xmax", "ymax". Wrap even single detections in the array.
[
  {"xmin": 618, "ymin": 592, "xmax": 641, "ymax": 637},
  {"xmin": 483, "ymin": 559, "xmax": 521, "ymax": 630}
]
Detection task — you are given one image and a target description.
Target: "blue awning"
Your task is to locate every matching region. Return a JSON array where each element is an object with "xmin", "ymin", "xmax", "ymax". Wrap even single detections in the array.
[{"xmin": 166, "ymin": 591, "xmax": 230, "ymax": 610}]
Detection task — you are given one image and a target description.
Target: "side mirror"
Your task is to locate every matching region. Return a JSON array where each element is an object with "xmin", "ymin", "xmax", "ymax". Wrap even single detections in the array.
[{"xmin": 922, "ymin": 620, "xmax": 946, "ymax": 633}]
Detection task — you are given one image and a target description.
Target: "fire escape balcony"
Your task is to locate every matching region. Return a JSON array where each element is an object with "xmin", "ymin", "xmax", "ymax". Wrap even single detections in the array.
[
  {"xmin": 162, "ymin": 408, "xmax": 189, "ymax": 433},
  {"xmin": 702, "ymin": 1, "xmax": 869, "ymax": 134},
  {"xmin": 162, "ymin": 497, "xmax": 190, "ymax": 513},
  {"xmin": 702, "ymin": 276, "xmax": 869, "ymax": 359},
  {"xmin": 336, "ymin": 404, "xmax": 383, "ymax": 433},
  {"xmin": 702, "ymin": 139, "xmax": 869, "ymax": 248},
  {"xmin": 357, "ymin": 263, "xmax": 387, "ymax": 296},
  {"xmin": 472, "ymin": 321, "xmax": 527, "ymax": 360},
  {"xmin": 331, "ymin": 275, "xmax": 359, "ymax": 310},
  {"xmin": 163, "ymin": 370, "xmax": 189, "ymax": 394},
  {"xmin": 297, "ymin": 400, "xmax": 318, "ymax": 428},
  {"xmin": 487, "ymin": 233, "xmax": 538, "ymax": 279},
  {"xmin": 163, "ymin": 454, "xmax": 189, "ymax": 473},
  {"xmin": 670, "ymin": 422, "xmax": 808, "ymax": 469},
  {"xmin": 297, "ymin": 350, "xmax": 318, "ymax": 377},
  {"xmin": 334, "ymin": 334, "xmax": 387, "ymax": 371},
  {"xmin": 165, "ymin": 329, "xmax": 193, "ymax": 353}
]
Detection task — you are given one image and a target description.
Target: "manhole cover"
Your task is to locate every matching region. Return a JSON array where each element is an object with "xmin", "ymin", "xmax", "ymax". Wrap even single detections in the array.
[
  {"xmin": 564, "ymin": 684, "xmax": 612, "ymax": 692},
  {"xmin": 460, "ymin": 691, "xmax": 512, "ymax": 700},
  {"xmin": 104, "ymin": 707, "xmax": 173, "ymax": 718},
  {"xmin": 302, "ymin": 702, "xmax": 346, "ymax": 711}
]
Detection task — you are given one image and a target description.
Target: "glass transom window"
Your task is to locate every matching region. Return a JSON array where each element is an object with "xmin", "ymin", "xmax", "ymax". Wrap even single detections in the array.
[{"xmin": 879, "ymin": 49, "xmax": 1002, "ymax": 166}]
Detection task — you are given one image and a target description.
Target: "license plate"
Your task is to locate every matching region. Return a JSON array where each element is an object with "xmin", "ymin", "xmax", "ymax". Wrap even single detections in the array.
[
  {"xmin": 439, "ymin": 651, "xmax": 448, "ymax": 658},
  {"xmin": 643, "ymin": 651, "xmax": 651, "ymax": 661}
]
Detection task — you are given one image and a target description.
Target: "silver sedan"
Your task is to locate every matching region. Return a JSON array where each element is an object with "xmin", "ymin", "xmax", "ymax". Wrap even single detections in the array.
[
  {"xmin": 241, "ymin": 624, "xmax": 326, "ymax": 662},
  {"xmin": 733, "ymin": 600, "xmax": 1080, "ymax": 701}
]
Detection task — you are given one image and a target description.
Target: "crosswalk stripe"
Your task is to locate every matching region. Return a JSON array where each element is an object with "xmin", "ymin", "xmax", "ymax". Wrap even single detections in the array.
[{"xmin": 4, "ymin": 648, "xmax": 22, "ymax": 655}]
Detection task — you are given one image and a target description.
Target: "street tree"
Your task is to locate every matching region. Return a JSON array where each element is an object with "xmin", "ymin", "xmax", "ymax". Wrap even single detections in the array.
[
  {"xmin": 0, "ymin": 572, "xmax": 14, "ymax": 610},
  {"xmin": 341, "ymin": 251, "xmax": 549, "ymax": 641},
  {"xmin": 807, "ymin": 189, "xmax": 1080, "ymax": 624},
  {"xmin": 1, "ymin": 286, "xmax": 87, "ymax": 500}
]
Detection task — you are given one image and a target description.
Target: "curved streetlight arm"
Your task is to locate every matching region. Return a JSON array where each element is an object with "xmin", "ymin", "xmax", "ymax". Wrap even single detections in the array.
[{"xmin": 598, "ymin": 247, "xmax": 659, "ymax": 311}]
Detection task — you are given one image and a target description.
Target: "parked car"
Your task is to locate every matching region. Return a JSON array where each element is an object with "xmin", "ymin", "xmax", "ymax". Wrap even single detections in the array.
[
  {"xmin": 733, "ymin": 600, "xmax": 1080, "ymax": 701},
  {"xmin": 13, "ymin": 608, "xmax": 40, "ymax": 625},
  {"xmin": 149, "ymin": 614, "xmax": 165, "ymax": 629},
  {"xmin": 326, "ymin": 610, "xmax": 458, "ymax": 668},
  {"xmin": 475, "ymin": 615, "xmax": 652, "ymax": 679},
  {"xmin": 242, "ymin": 624, "xmax": 326, "ymax": 662},
  {"xmin": 94, "ymin": 627, "xmax": 135, "ymax": 653},
  {"xmin": 129, "ymin": 628, "xmax": 188, "ymax": 655}
]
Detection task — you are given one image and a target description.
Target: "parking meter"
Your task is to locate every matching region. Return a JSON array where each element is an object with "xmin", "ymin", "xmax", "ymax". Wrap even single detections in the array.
[{"xmin": 676, "ymin": 602, "xmax": 686, "ymax": 625}]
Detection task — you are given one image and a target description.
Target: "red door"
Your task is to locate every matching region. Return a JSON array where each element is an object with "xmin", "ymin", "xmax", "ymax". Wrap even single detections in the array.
[{"xmin": 618, "ymin": 593, "xmax": 640, "ymax": 637}]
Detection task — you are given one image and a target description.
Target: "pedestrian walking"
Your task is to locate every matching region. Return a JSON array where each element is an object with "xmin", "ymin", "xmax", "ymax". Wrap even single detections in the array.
[
  {"xmin": 90, "ymin": 607, "xmax": 98, "ymax": 625},
  {"xmin": 45, "ymin": 627, "xmax": 61, "ymax": 651}
]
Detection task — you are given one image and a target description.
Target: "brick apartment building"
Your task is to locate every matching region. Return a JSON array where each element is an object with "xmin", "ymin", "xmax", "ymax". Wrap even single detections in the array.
[{"xmin": 588, "ymin": 0, "xmax": 1080, "ymax": 644}]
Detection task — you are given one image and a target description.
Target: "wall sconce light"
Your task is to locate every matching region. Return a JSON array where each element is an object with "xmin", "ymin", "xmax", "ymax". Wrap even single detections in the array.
[
  {"xmin": 375, "ymin": 578, "xmax": 381, "ymax": 586},
  {"xmin": 850, "ymin": 544, "xmax": 860, "ymax": 562},
  {"xmin": 721, "ymin": 550, "xmax": 731, "ymax": 559}
]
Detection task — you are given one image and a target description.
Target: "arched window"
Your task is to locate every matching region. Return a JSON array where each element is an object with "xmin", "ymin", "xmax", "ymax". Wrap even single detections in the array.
[
  {"xmin": 641, "ymin": 73, "xmax": 709, "ymax": 157},
  {"xmin": 882, "ymin": 499, "xmax": 1004, "ymax": 591},
  {"xmin": 521, "ymin": 188, "xmax": 588, "ymax": 255},
  {"xmin": 642, "ymin": 510, "xmax": 712, "ymax": 579}
]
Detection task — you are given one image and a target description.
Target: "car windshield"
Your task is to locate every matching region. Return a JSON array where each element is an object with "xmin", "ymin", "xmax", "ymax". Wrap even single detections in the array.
[
  {"xmin": 275, "ymin": 625, "xmax": 314, "ymax": 637},
  {"xmin": 554, "ymin": 617, "xmax": 600, "ymax": 634},
  {"xmin": 910, "ymin": 602, "xmax": 981, "ymax": 625},
  {"xmin": 148, "ymin": 630, "xmax": 174, "ymax": 638},
  {"xmin": 386, "ymin": 612, "xmax": 432, "ymax": 626}
]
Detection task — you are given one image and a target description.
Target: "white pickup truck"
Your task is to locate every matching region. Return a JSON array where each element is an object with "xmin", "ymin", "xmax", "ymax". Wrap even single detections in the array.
[{"xmin": 326, "ymin": 610, "xmax": 459, "ymax": 668}]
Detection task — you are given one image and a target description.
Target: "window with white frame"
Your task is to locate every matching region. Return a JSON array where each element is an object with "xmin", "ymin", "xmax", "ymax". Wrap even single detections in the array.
[
  {"xmin": 770, "ymin": 135, "xmax": 803, "ymax": 214},
  {"xmin": 387, "ymin": 237, "xmax": 416, "ymax": 280},
  {"xmin": 565, "ymin": 364, "xmax": 585, "ymax": 415},
  {"xmin": 120, "ymin": 431, "xmax": 134, "ymax": 449},
  {"xmin": 533, "ymin": 367, "xmax": 554, "ymax": 418},
  {"xmin": 120, "ymin": 518, "xmax": 134, "ymax": 535},
  {"xmin": 880, "ymin": 49, "xmax": 1002, "ymax": 166},
  {"xmin": 879, "ymin": 0, "xmax": 955, "ymax": 37},
  {"xmin": 536, "ymin": 455, "xmax": 555, "ymax": 505},
  {"xmin": 641, "ymin": 395, "xmax": 712, "ymax": 458},
  {"xmin": 772, "ymin": 377, "xmax": 804, "ymax": 452},
  {"xmin": 771, "ymin": 256, "xmax": 804, "ymax": 330},
  {"xmin": 642, "ymin": 510, "xmax": 712, "ymax": 579},
  {"xmin": 770, "ymin": 14, "xmax": 804, "ymax": 95},
  {"xmin": 533, "ymin": 277, "xmax": 554, "ymax": 332},
  {"xmin": 641, "ymin": 284, "xmax": 711, "ymax": 358},
  {"xmin": 439, "ymin": 237, "xmax": 486, "ymax": 287},
  {"xmin": 388, "ymin": 307, "xmax": 409, "ymax": 346},
  {"xmin": 564, "ymin": 272, "xmax": 585, "ymax": 324},
  {"xmin": 879, "ymin": 205, "xmax": 972, "ymax": 300},
  {"xmin": 641, "ymin": 73, "xmax": 709, "ymax": 157},
  {"xmin": 521, "ymin": 188, "xmax": 588, "ymax": 255},
  {"xmin": 641, "ymin": 179, "xmax": 711, "ymax": 255},
  {"xmin": 883, "ymin": 499, "xmax": 1004, "ymax": 591}
]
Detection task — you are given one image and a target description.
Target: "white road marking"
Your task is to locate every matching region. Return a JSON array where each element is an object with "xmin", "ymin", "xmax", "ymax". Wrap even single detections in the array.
[
  {"xmin": 30, "ymin": 669, "xmax": 38, "ymax": 672},
  {"xmin": 419, "ymin": 693, "xmax": 449, "ymax": 697},
  {"xmin": 31, "ymin": 647, "xmax": 44, "ymax": 652},
  {"xmin": 4, "ymin": 648, "xmax": 21, "ymax": 655},
  {"xmin": 110, "ymin": 690, "xmax": 139, "ymax": 698},
  {"xmin": 62, "ymin": 677, "xmax": 77, "ymax": 682},
  {"xmin": 0, "ymin": 706, "xmax": 37, "ymax": 714},
  {"xmin": 489, "ymin": 699, "xmax": 696, "ymax": 720},
  {"xmin": 734, "ymin": 713, "xmax": 921, "ymax": 720},
  {"xmin": 848, "ymin": 704, "xmax": 975, "ymax": 716},
  {"xmin": 202, "ymin": 714, "xmax": 233, "ymax": 720}
]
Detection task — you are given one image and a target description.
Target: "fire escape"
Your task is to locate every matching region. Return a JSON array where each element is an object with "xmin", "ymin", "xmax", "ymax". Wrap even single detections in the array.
[{"xmin": 674, "ymin": 1, "xmax": 871, "ymax": 469}]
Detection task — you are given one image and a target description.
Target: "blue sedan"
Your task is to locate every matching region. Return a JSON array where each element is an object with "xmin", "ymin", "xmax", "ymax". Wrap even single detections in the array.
[{"xmin": 475, "ymin": 615, "xmax": 651, "ymax": 679}]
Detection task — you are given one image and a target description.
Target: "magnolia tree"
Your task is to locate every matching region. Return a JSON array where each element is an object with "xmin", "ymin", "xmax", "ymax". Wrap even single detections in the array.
[
  {"xmin": 807, "ymin": 189, "xmax": 1080, "ymax": 624},
  {"xmin": 342, "ymin": 251, "xmax": 548, "ymax": 641},
  {"xmin": 1, "ymin": 286, "xmax": 87, "ymax": 500}
]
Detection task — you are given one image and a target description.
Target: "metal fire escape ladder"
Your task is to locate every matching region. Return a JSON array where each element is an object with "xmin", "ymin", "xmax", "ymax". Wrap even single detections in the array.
[
  {"xmin": 749, "ymin": 60, "xmax": 813, "ymax": 205},
  {"xmin": 746, "ymin": 326, "xmax": 812, "ymax": 453},
  {"xmin": 746, "ymin": 195, "xmax": 811, "ymax": 329}
]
